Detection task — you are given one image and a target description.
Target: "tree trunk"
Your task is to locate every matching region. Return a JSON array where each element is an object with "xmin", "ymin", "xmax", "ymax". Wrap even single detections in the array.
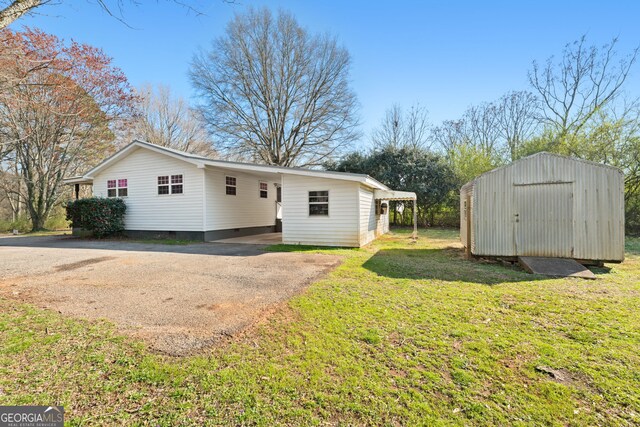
[
  {"xmin": 31, "ymin": 214, "xmax": 46, "ymax": 231},
  {"xmin": 0, "ymin": 0, "xmax": 42, "ymax": 30}
]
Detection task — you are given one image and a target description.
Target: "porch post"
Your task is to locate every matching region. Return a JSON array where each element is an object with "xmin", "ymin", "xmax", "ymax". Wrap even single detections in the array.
[
  {"xmin": 412, "ymin": 199, "xmax": 418, "ymax": 240},
  {"xmin": 465, "ymin": 194, "xmax": 472, "ymax": 258}
]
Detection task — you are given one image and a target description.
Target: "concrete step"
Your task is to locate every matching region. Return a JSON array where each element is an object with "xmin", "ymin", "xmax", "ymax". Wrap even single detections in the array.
[{"xmin": 518, "ymin": 256, "xmax": 596, "ymax": 279}]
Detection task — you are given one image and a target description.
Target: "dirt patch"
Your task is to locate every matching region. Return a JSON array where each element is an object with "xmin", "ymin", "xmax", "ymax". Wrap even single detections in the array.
[
  {"xmin": 534, "ymin": 365, "xmax": 598, "ymax": 393},
  {"xmin": 535, "ymin": 365, "xmax": 572, "ymax": 384},
  {"xmin": 0, "ymin": 237, "xmax": 341, "ymax": 356}
]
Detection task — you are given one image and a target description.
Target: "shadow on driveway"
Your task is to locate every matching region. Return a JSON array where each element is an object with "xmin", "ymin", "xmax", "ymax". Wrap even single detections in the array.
[{"xmin": 0, "ymin": 234, "xmax": 265, "ymax": 257}]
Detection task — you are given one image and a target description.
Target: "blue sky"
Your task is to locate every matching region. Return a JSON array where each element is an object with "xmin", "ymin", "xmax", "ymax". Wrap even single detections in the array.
[{"xmin": 14, "ymin": 0, "xmax": 640, "ymax": 144}]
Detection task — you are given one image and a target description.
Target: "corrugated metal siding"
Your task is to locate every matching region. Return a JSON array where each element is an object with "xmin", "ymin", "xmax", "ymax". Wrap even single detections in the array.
[
  {"xmin": 93, "ymin": 147, "xmax": 205, "ymax": 231},
  {"xmin": 514, "ymin": 182, "xmax": 573, "ymax": 257},
  {"xmin": 281, "ymin": 175, "xmax": 360, "ymax": 247},
  {"xmin": 466, "ymin": 153, "xmax": 624, "ymax": 261},
  {"xmin": 459, "ymin": 182, "xmax": 473, "ymax": 248}
]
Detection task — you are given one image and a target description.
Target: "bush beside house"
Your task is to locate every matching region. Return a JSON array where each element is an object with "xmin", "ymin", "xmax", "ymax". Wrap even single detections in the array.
[{"xmin": 66, "ymin": 198, "xmax": 126, "ymax": 238}]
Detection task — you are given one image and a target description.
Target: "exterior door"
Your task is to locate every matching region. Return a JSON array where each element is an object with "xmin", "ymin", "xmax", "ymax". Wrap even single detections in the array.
[
  {"xmin": 275, "ymin": 186, "xmax": 283, "ymax": 232},
  {"xmin": 514, "ymin": 183, "xmax": 574, "ymax": 258}
]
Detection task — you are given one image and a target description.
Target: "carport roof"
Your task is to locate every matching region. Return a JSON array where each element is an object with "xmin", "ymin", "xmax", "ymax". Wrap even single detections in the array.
[
  {"xmin": 373, "ymin": 189, "xmax": 417, "ymax": 200},
  {"xmin": 65, "ymin": 140, "xmax": 391, "ymax": 191}
]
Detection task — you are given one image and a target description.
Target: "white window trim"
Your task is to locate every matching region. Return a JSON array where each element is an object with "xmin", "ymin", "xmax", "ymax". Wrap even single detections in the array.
[
  {"xmin": 225, "ymin": 175, "xmax": 237, "ymax": 196},
  {"xmin": 107, "ymin": 178, "xmax": 128, "ymax": 198},
  {"xmin": 308, "ymin": 190, "xmax": 330, "ymax": 217},
  {"xmin": 157, "ymin": 173, "xmax": 185, "ymax": 196},
  {"xmin": 259, "ymin": 181, "xmax": 268, "ymax": 199}
]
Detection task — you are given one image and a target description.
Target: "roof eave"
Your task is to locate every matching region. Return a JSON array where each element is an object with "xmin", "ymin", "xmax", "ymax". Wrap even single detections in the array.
[{"xmin": 63, "ymin": 176, "xmax": 93, "ymax": 185}]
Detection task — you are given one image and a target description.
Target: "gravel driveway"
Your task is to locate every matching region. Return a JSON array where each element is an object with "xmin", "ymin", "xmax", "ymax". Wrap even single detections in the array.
[{"xmin": 0, "ymin": 234, "xmax": 340, "ymax": 355}]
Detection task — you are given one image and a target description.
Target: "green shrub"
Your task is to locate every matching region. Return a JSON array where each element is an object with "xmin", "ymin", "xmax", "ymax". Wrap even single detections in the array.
[
  {"xmin": 44, "ymin": 208, "xmax": 71, "ymax": 230},
  {"xmin": 0, "ymin": 216, "xmax": 31, "ymax": 233},
  {"xmin": 65, "ymin": 198, "xmax": 127, "ymax": 238}
]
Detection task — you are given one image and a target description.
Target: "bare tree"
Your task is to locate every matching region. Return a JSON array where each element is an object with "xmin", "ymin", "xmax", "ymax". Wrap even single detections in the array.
[
  {"xmin": 190, "ymin": 8, "xmax": 360, "ymax": 167},
  {"xmin": 131, "ymin": 84, "xmax": 216, "ymax": 157},
  {"xmin": 404, "ymin": 103, "xmax": 432, "ymax": 150},
  {"xmin": 529, "ymin": 35, "xmax": 639, "ymax": 148},
  {"xmin": 463, "ymin": 102, "xmax": 501, "ymax": 155},
  {"xmin": 0, "ymin": 0, "xmax": 45, "ymax": 30},
  {"xmin": 495, "ymin": 91, "xmax": 540, "ymax": 160},
  {"xmin": 0, "ymin": 29, "xmax": 136, "ymax": 230},
  {"xmin": 430, "ymin": 119, "xmax": 470, "ymax": 155},
  {"xmin": 431, "ymin": 103, "xmax": 501, "ymax": 157},
  {"xmin": 0, "ymin": 161, "xmax": 23, "ymax": 221},
  {"xmin": 371, "ymin": 104, "xmax": 403, "ymax": 149},
  {"xmin": 0, "ymin": 0, "xmax": 205, "ymax": 29},
  {"xmin": 371, "ymin": 103, "xmax": 431, "ymax": 150}
]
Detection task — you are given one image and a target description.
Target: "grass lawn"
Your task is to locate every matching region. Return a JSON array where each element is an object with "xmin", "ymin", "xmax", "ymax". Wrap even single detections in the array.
[{"xmin": 1, "ymin": 229, "xmax": 638, "ymax": 426}]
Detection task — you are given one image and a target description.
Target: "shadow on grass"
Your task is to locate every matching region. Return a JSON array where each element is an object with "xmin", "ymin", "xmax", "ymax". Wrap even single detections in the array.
[{"xmin": 363, "ymin": 247, "xmax": 546, "ymax": 285}]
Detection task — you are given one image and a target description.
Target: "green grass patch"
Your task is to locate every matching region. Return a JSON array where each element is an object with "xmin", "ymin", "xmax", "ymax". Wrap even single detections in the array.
[{"xmin": 1, "ymin": 228, "xmax": 639, "ymax": 425}]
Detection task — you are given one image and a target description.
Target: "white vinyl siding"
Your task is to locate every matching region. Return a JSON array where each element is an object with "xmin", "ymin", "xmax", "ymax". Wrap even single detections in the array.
[
  {"xmin": 358, "ymin": 186, "xmax": 389, "ymax": 246},
  {"xmin": 88, "ymin": 142, "xmax": 393, "ymax": 247},
  {"xmin": 204, "ymin": 167, "xmax": 277, "ymax": 231},
  {"xmin": 93, "ymin": 147, "xmax": 204, "ymax": 231},
  {"xmin": 282, "ymin": 175, "xmax": 360, "ymax": 247}
]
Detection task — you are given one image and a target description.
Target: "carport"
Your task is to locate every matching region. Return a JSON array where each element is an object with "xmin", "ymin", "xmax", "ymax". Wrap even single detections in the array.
[{"xmin": 374, "ymin": 189, "xmax": 418, "ymax": 239}]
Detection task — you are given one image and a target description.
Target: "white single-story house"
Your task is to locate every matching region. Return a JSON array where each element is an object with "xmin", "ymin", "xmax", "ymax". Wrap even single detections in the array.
[{"xmin": 65, "ymin": 140, "xmax": 416, "ymax": 247}]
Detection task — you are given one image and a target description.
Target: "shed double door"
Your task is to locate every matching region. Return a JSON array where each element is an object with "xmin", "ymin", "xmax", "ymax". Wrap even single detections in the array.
[{"xmin": 514, "ymin": 183, "xmax": 574, "ymax": 258}]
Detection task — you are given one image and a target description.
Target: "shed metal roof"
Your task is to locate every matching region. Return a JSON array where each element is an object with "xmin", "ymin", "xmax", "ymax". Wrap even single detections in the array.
[{"xmin": 460, "ymin": 151, "xmax": 623, "ymax": 190}]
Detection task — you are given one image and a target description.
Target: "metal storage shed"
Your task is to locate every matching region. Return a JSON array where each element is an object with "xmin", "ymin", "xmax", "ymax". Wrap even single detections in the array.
[{"xmin": 460, "ymin": 152, "xmax": 625, "ymax": 262}]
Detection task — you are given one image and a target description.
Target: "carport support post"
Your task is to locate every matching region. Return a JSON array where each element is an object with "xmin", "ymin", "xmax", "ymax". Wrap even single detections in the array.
[
  {"xmin": 465, "ymin": 194, "xmax": 472, "ymax": 258},
  {"xmin": 412, "ymin": 199, "xmax": 418, "ymax": 240}
]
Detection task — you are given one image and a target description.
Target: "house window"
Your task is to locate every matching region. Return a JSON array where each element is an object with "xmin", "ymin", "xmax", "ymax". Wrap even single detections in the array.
[
  {"xmin": 158, "ymin": 176, "xmax": 169, "ymax": 195},
  {"xmin": 158, "ymin": 174, "xmax": 183, "ymax": 195},
  {"xmin": 107, "ymin": 179, "xmax": 127, "ymax": 197},
  {"xmin": 226, "ymin": 176, "xmax": 236, "ymax": 195},
  {"xmin": 171, "ymin": 175, "xmax": 183, "ymax": 194},
  {"xmin": 259, "ymin": 182, "xmax": 268, "ymax": 198},
  {"xmin": 309, "ymin": 191, "xmax": 329, "ymax": 216}
]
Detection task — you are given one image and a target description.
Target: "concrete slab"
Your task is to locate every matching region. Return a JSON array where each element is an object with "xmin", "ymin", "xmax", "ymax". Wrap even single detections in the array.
[
  {"xmin": 211, "ymin": 232, "xmax": 282, "ymax": 245},
  {"xmin": 518, "ymin": 256, "xmax": 596, "ymax": 279}
]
